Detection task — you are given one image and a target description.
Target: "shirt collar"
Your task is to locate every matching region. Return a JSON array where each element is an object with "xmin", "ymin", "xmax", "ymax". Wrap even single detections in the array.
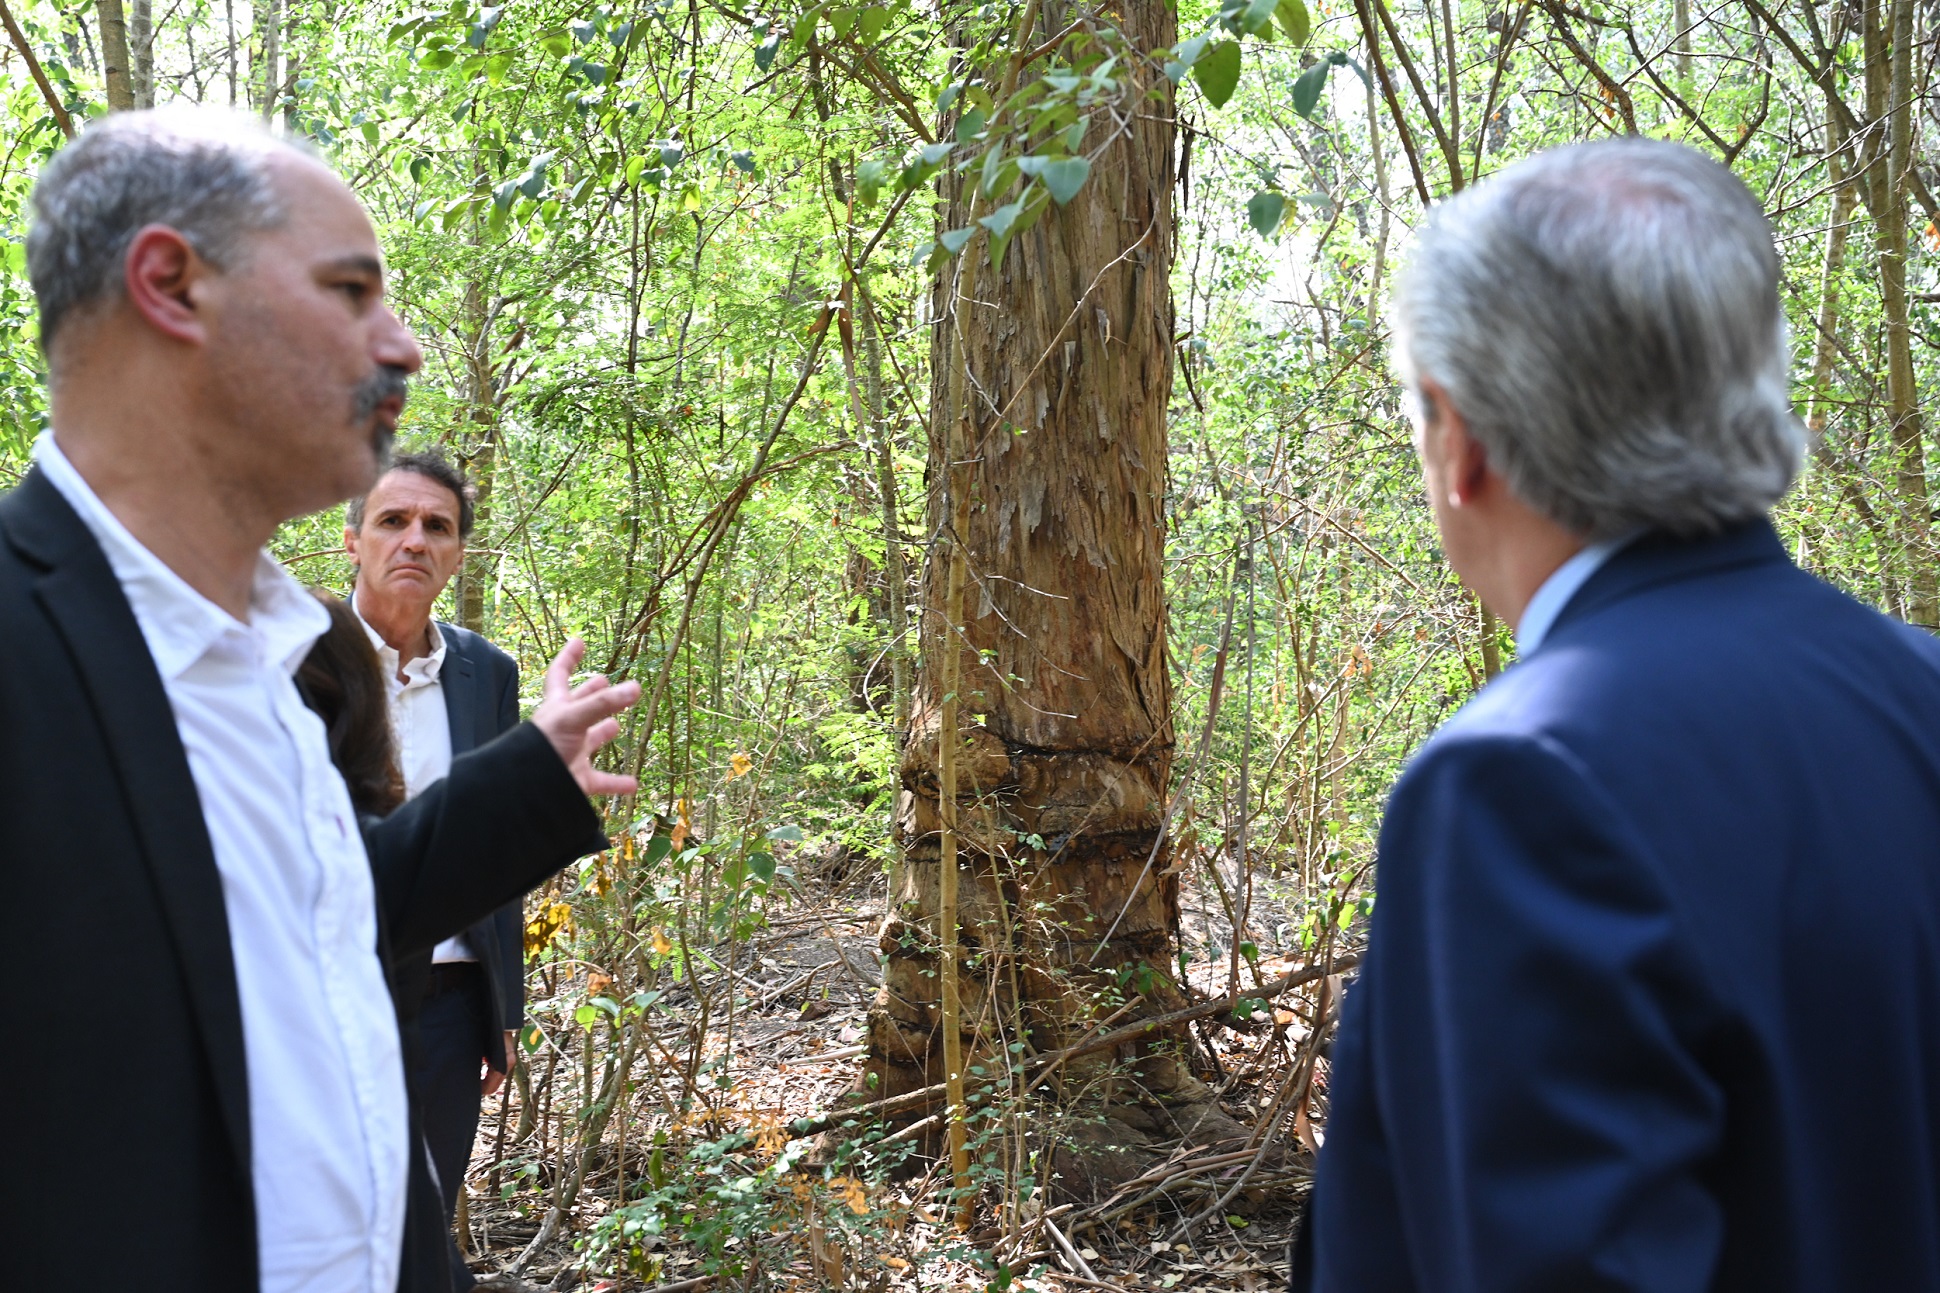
[
  {"xmin": 351, "ymin": 591, "xmax": 446, "ymax": 687},
  {"xmin": 1514, "ymin": 530, "xmax": 1643, "ymax": 656},
  {"xmin": 33, "ymin": 432, "xmax": 327, "ymax": 680}
]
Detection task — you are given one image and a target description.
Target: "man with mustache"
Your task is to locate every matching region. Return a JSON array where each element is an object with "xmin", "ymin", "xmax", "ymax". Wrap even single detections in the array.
[
  {"xmin": 0, "ymin": 107, "xmax": 639, "ymax": 1291},
  {"xmin": 343, "ymin": 450, "xmax": 530, "ymax": 1291}
]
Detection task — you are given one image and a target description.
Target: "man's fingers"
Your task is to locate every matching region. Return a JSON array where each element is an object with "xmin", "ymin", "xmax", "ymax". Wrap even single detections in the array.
[
  {"xmin": 544, "ymin": 637, "xmax": 588, "ymax": 704},
  {"xmin": 580, "ymin": 769, "xmax": 639, "ymax": 796}
]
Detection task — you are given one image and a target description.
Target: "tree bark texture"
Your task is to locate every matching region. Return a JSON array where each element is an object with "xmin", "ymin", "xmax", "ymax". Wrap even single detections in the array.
[
  {"xmin": 95, "ymin": 0, "xmax": 134, "ymax": 110},
  {"xmin": 865, "ymin": 0, "xmax": 1185, "ymax": 1119}
]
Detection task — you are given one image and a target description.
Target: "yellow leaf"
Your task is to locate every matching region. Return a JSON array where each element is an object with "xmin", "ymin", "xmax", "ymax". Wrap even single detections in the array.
[
  {"xmin": 651, "ymin": 927, "xmax": 673, "ymax": 957},
  {"xmin": 729, "ymin": 751, "xmax": 754, "ymax": 780}
]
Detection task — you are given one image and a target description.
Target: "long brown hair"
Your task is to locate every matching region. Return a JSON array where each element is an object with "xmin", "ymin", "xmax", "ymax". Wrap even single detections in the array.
[{"xmin": 297, "ymin": 591, "xmax": 405, "ymax": 819}]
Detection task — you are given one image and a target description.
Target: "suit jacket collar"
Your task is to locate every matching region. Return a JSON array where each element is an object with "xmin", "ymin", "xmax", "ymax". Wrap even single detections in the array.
[
  {"xmin": 1543, "ymin": 516, "xmax": 1790, "ymax": 647},
  {"xmin": 0, "ymin": 468, "xmax": 254, "ymax": 1187},
  {"xmin": 439, "ymin": 620, "xmax": 478, "ymax": 755}
]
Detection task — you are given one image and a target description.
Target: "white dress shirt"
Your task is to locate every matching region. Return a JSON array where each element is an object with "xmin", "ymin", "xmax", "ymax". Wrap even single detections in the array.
[
  {"xmin": 1514, "ymin": 531, "xmax": 1641, "ymax": 655},
  {"xmin": 353, "ymin": 596, "xmax": 472, "ymax": 964},
  {"xmin": 36, "ymin": 434, "xmax": 407, "ymax": 1293}
]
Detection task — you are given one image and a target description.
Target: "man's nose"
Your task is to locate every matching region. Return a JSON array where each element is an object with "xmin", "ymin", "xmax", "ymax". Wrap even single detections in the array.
[
  {"xmin": 375, "ymin": 306, "xmax": 424, "ymax": 376},
  {"xmin": 400, "ymin": 522, "xmax": 427, "ymax": 552}
]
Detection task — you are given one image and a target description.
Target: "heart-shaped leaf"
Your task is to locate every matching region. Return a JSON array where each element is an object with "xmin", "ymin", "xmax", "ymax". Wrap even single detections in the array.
[{"xmin": 1291, "ymin": 57, "xmax": 1332, "ymax": 118}]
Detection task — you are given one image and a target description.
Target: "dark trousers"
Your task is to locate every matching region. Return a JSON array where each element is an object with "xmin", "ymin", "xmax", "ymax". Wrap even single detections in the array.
[{"xmin": 417, "ymin": 962, "xmax": 494, "ymax": 1293}]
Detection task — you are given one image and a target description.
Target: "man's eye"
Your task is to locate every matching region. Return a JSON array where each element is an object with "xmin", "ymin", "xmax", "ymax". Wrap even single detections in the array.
[{"xmin": 339, "ymin": 282, "xmax": 371, "ymax": 304}]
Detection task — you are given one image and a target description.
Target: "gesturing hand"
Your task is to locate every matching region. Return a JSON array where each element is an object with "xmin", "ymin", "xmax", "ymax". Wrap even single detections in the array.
[{"xmin": 530, "ymin": 637, "xmax": 641, "ymax": 797}]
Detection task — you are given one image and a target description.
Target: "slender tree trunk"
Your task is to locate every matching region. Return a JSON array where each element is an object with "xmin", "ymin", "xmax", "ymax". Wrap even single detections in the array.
[
  {"xmin": 457, "ymin": 278, "xmax": 498, "ymax": 635},
  {"xmin": 96, "ymin": 0, "xmax": 134, "ymax": 109},
  {"xmin": 252, "ymin": 0, "xmax": 278, "ymax": 118},
  {"xmin": 864, "ymin": 0, "xmax": 1218, "ymax": 1199},
  {"xmin": 128, "ymin": 0, "xmax": 151, "ymax": 106},
  {"xmin": 1867, "ymin": 0, "xmax": 1934, "ymax": 624}
]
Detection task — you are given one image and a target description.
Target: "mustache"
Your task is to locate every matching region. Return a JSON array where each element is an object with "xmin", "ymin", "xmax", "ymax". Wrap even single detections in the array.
[
  {"xmin": 353, "ymin": 366, "xmax": 411, "ymax": 468},
  {"xmin": 352, "ymin": 366, "xmax": 412, "ymax": 424}
]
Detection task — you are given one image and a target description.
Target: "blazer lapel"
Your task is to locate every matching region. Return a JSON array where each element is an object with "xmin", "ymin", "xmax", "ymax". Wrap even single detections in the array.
[
  {"xmin": 4, "ymin": 470, "xmax": 253, "ymax": 1184},
  {"xmin": 440, "ymin": 623, "xmax": 478, "ymax": 755}
]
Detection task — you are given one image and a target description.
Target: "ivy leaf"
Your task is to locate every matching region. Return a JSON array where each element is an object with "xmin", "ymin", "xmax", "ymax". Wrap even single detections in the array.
[
  {"xmin": 1276, "ymin": 0, "xmax": 1311, "ymax": 45},
  {"xmin": 570, "ymin": 19, "xmax": 597, "ymax": 42},
  {"xmin": 1039, "ymin": 156, "xmax": 1090, "ymax": 205},
  {"xmin": 1192, "ymin": 39, "xmax": 1242, "ymax": 108},
  {"xmin": 1247, "ymin": 190, "xmax": 1286, "ymax": 237}
]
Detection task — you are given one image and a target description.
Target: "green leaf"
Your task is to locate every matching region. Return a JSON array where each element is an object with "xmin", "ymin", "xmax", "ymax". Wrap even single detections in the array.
[
  {"xmin": 625, "ymin": 154, "xmax": 646, "ymax": 187},
  {"xmin": 1292, "ymin": 57, "xmax": 1332, "ymax": 118},
  {"xmin": 857, "ymin": 4, "xmax": 888, "ymax": 41},
  {"xmin": 753, "ymin": 31, "xmax": 780, "ymax": 71},
  {"xmin": 1276, "ymin": 0, "xmax": 1311, "ymax": 45},
  {"xmin": 570, "ymin": 19, "xmax": 597, "ymax": 42},
  {"xmin": 919, "ymin": 140, "xmax": 954, "ymax": 165},
  {"xmin": 643, "ymin": 833, "xmax": 673, "ymax": 864},
  {"xmin": 979, "ymin": 143, "xmax": 1006, "ymax": 196},
  {"xmin": 978, "ymin": 199, "xmax": 1024, "ymax": 239},
  {"xmin": 829, "ymin": 6, "xmax": 855, "ymax": 37},
  {"xmin": 956, "ymin": 108, "xmax": 987, "ymax": 144},
  {"xmin": 1039, "ymin": 156, "xmax": 1090, "ymax": 205},
  {"xmin": 767, "ymin": 824, "xmax": 805, "ymax": 842},
  {"xmin": 660, "ymin": 142, "xmax": 684, "ymax": 167},
  {"xmin": 1240, "ymin": 0, "xmax": 1278, "ymax": 35},
  {"xmin": 747, "ymin": 851, "xmax": 776, "ymax": 884},
  {"xmin": 856, "ymin": 157, "xmax": 889, "ymax": 205},
  {"xmin": 419, "ymin": 46, "xmax": 457, "ymax": 69},
  {"xmin": 1246, "ymin": 189, "xmax": 1286, "ymax": 237},
  {"xmin": 1192, "ymin": 39, "xmax": 1242, "ymax": 108},
  {"xmin": 938, "ymin": 226, "xmax": 976, "ymax": 254},
  {"xmin": 731, "ymin": 149, "xmax": 757, "ymax": 174},
  {"xmin": 1164, "ymin": 30, "xmax": 1210, "ymax": 83}
]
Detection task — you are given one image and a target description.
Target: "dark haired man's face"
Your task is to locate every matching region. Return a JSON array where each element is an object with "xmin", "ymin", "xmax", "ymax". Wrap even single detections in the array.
[
  {"xmin": 195, "ymin": 152, "xmax": 423, "ymax": 521},
  {"xmin": 345, "ymin": 469, "xmax": 465, "ymax": 616}
]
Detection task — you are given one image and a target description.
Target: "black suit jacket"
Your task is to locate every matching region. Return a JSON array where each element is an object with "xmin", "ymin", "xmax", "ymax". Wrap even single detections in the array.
[
  {"xmin": 0, "ymin": 468, "xmax": 607, "ymax": 1292},
  {"xmin": 389, "ymin": 622, "xmax": 528, "ymax": 1063}
]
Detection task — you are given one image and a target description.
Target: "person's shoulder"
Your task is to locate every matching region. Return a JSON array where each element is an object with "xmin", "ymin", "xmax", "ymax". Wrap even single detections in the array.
[{"xmin": 438, "ymin": 621, "xmax": 518, "ymax": 675}]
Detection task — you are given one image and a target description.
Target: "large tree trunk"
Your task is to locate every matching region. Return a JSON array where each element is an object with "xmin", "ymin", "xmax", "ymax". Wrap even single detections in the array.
[{"xmin": 863, "ymin": 0, "xmax": 1227, "ymax": 1200}]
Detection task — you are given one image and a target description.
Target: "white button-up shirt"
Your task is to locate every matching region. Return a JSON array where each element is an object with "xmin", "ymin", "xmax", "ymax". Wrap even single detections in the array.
[
  {"xmin": 351, "ymin": 597, "xmax": 471, "ymax": 963},
  {"xmin": 36, "ymin": 434, "xmax": 407, "ymax": 1293}
]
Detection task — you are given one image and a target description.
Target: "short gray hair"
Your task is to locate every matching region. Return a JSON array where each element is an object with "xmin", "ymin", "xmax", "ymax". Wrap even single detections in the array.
[
  {"xmin": 27, "ymin": 106, "xmax": 296, "ymax": 350},
  {"xmin": 1394, "ymin": 139, "xmax": 1803, "ymax": 539}
]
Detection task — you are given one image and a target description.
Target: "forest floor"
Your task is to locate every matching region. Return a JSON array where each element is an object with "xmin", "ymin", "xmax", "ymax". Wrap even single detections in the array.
[{"xmin": 459, "ymin": 860, "xmax": 1327, "ymax": 1293}]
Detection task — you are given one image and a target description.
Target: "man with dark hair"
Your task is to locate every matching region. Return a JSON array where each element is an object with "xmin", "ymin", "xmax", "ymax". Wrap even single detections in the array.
[
  {"xmin": 0, "ymin": 106, "xmax": 641, "ymax": 1292},
  {"xmin": 1294, "ymin": 139, "xmax": 1940, "ymax": 1288},
  {"xmin": 345, "ymin": 450, "xmax": 526, "ymax": 1291}
]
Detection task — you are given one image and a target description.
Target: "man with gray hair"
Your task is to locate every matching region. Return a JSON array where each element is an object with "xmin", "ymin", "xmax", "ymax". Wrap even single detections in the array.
[
  {"xmin": 1293, "ymin": 139, "xmax": 1940, "ymax": 1288},
  {"xmin": 0, "ymin": 107, "xmax": 640, "ymax": 1292}
]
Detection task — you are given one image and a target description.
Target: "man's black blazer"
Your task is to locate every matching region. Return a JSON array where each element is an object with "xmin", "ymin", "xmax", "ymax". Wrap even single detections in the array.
[
  {"xmin": 387, "ymin": 621, "xmax": 529, "ymax": 1059},
  {"xmin": 0, "ymin": 468, "xmax": 607, "ymax": 1292}
]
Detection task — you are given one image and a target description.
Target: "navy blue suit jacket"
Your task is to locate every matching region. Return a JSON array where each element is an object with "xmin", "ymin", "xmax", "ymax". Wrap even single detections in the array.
[{"xmin": 1296, "ymin": 519, "xmax": 1940, "ymax": 1290}]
